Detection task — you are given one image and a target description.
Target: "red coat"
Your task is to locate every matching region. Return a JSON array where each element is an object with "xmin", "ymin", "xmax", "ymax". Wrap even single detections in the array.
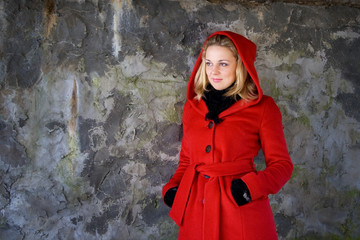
[{"xmin": 162, "ymin": 31, "xmax": 293, "ymax": 240}]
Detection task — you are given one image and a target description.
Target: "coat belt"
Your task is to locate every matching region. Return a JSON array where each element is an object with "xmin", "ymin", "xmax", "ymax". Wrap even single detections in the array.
[{"xmin": 169, "ymin": 160, "xmax": 255, "ymax": 240}]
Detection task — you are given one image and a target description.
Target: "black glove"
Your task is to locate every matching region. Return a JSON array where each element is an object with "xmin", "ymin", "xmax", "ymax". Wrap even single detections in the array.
[
  {"xmin": 164, "ymin": 187, "xmax": 178, "ymax": 207},
  {"xmin": 231, "ymin": 179, "xmax": 251, "ymax": 206}
]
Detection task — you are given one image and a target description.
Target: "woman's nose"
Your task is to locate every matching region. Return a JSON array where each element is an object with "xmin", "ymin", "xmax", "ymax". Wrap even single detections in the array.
[{"xmin": 212, "ymin": 66, "xmax": 220, "ymax": 74}]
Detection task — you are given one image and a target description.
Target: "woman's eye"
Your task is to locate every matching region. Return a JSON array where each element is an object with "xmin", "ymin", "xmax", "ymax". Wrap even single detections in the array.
[
  {"xmin": 220, "ymin": 63, "xmax": 228, "ymax": 67},
  {"xmin": 206, "ymin": 62, "xmax": 212, "ymax": 66}
]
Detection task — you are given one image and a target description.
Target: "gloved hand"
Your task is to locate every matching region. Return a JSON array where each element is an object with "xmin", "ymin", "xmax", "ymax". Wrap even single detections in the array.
[
  {"xmin": 164, "ymin": 187, "xmax": 178, "ymax": 207},
  {"xmin": 231, "ymin": 179, "xmax": 251, "ymax": 206}
]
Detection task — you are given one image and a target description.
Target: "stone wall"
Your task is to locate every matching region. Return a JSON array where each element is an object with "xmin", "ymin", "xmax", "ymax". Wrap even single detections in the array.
[{"xmin": 0, "ymin": 0, "xmax": 359, "ymax": 239}]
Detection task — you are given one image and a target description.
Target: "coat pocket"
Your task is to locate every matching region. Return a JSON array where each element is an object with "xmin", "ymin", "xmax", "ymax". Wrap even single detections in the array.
[{"xmin": 221, "ymin": 176, "xmax": 242, "ymax": 208}]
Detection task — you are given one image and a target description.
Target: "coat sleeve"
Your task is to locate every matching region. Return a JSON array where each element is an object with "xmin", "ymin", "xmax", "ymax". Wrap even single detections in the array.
[
  {"xmin": 162, "ymin": 101, "xmax": 191, "ymax": 201},
  {"xmin": 241, "ymin": 97, "xmax": 293, "ymax": 200}
]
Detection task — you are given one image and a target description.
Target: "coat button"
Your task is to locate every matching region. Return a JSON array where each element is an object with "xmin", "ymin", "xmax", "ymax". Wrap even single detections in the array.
[
  {"xmin": 208, "ymin": 122, "xmax": 213, "ymax": 129},
  {"xmin": 204, "ymin": 175, "xmax": 210, "ymax": 179},
  {"xmin": 205, "ymin": 145, "xmax": 211, "ymax": 153}
]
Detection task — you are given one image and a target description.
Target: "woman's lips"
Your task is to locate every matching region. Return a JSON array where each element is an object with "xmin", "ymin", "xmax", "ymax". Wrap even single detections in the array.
[{"xmin": 212, "ymin": 78, "xmax": 222, "ymax": 83}]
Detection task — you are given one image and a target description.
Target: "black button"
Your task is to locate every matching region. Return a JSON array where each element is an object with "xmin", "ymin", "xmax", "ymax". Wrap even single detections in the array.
[
  {"xmin": 208, "ymin": 122, "xmax": 213, "ymax": 129},
  {"xmin": 204, "ymin": 175, "xmax": 210, "ymax": 179},
  {"xmin": 205, "ymin": 145, "xmax": 211, "ymax": 153}
]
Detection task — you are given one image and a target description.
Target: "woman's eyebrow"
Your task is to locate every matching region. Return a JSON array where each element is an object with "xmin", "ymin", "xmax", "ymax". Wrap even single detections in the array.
[{"xmin": 205, "ymin": 59, "xmax": 230, "ymax": 62}]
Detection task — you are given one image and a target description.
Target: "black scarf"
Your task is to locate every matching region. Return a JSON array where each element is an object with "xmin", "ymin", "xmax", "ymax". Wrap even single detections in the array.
[{"xmin": 202, "ymin": 84, "xmax": 240, "ymax": 124}]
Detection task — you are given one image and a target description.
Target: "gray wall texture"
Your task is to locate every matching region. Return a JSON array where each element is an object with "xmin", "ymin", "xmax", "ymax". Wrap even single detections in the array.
[{"xmin": 0, "ymin": 0, "xmax": 359, "ymax": 239}]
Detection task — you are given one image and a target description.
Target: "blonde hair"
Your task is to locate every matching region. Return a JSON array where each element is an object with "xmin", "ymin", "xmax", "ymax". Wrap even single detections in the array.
[{"xmin": 194, "ymin": 35, "xmax": 258, "ymax": 101}]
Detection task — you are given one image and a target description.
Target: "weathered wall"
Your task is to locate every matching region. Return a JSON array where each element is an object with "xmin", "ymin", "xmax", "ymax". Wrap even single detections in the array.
[{"xmin": 0, "ymin": 0, "xmax": 359, "ymax": 239}]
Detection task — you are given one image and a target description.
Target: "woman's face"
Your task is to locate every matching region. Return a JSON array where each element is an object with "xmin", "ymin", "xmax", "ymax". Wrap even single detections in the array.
[{"xmin": 205, "ymin": 45, "xmax": 237, "ymax": 91}]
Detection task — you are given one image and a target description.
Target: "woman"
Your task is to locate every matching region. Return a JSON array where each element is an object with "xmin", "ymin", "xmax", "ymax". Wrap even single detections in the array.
[{"xmin": 162, "ymin": 31, "xmax": 293, "ymax": 240}]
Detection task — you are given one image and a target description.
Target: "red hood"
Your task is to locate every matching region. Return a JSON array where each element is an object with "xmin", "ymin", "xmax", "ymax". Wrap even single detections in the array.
[{"xmin": 186, "ymin": 31, "xmax": 263, "ymax": 116}]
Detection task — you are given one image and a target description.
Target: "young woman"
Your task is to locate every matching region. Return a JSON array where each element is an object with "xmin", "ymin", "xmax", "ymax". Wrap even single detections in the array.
[{"xmin": 162, "ymin": 31, "xmax": 293, "ymax": 240}]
